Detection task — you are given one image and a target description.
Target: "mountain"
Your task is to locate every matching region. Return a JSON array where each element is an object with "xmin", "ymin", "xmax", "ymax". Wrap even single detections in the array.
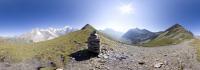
[
  {"xmin": 0, "ymin": 24, "xmax": 117, "ymax": 69},
  {"xmin": 81, "ymin": 24, "xmax": 95, "ymax": 30},
  {"xmin": 0, "ymin": 24, "xmax": 197, "ymax": 70},
  {"xmin": 100, "ymin": 28, "xmax": 124, "ymax": 41},
  {"xmin": 122, "ymin": 28, "xmax": 158, "ymax": 44},
  {"xmin": 33, "ymin": 24, "xmax": 117, "ymax": 67},
  {"xmin": 19, "ymin": 26, "xmax": 76, "ymax": 42},
  {"xmin": 144, "ymin": 24, "xmax": 194, "ymax": 47}
]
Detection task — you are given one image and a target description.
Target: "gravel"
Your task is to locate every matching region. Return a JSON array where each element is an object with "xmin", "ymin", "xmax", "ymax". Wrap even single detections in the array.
[{"xmin": 65, "ymin": 41, "xmax": 200, "ymax": 70}]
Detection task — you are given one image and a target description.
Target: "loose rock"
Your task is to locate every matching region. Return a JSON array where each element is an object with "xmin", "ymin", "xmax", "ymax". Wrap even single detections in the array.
[
  {"xmin": 138, "ymin": 61, "xmax": 145, "ymax": 65},
  {"xmin": 154, "ymin": 63, "xmax": 164, "ymax": 68}
]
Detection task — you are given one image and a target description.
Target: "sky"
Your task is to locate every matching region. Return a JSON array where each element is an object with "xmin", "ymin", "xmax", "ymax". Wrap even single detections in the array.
[{"xmin": 0, "ymin": 0, "xmax": 200, "ymax": 36}]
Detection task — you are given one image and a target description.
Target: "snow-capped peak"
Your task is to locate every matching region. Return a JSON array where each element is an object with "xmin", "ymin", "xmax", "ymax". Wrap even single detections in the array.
[{"xmin": 19, "ymin": 26, "xmax": 77, "ymax": 42}]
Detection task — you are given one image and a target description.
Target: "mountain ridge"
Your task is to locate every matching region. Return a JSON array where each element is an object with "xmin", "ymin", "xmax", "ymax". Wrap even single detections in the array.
[
  {"xmin": 143, "ymin": 23, "xmax": 194, "ymax": 46},
  {"xmin": 122, "ymin": 28, "xmax": 158, "ymax": 44}
]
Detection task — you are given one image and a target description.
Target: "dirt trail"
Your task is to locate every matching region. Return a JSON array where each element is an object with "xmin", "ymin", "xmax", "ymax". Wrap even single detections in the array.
[{"xmin": 65, "ymin": 41, "xmax": 200, "ymax": 70}]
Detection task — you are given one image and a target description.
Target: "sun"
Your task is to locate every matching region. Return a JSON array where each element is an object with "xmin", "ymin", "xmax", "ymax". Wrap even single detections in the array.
[{"xmin": 119, "ymin": 4, "xmax": 133, "ymax": 14}]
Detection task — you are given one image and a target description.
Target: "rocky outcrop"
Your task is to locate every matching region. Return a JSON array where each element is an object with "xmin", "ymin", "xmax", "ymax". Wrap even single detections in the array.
[{"xmin": 88, "ymin": 31, "xmax": 100, "ymax": 54}]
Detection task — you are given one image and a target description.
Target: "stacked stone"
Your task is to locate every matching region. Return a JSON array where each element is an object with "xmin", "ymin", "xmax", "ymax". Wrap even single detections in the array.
[{"xmin": 88, "ymin": 31, "xmax": 100, "ymax": 54}]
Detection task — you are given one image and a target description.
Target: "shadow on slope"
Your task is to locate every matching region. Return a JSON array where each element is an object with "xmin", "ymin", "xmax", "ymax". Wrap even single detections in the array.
[{"xmin": 69, "ymin": 49, "xmax": 98, "ymax": 61}]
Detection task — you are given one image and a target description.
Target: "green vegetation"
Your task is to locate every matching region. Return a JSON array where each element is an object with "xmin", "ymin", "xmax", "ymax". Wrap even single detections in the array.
[
  {"xmin": 192, "ymin": 39, "xmax": 200, "ymax": 61},
  {"xmin": 143, "ymin": 33, "xmax": 193, "ymax": 47},
  {"xmin": 143, "ymin": 38, "xmax": 175, "ymax": 47},
  {"xmin": 143, "ymin": 24, "xmax": 193, "ymax": 47},
  {"xmin": 0, "ymin": 24, "xmax": 117, "ymax": 68},
  {"xmin": 33, "ymin": 24, "xmax": 96, "ymax": 67},
  {"xmin": 34, "ymin": 24, "xmax": 117, "ymax": 67},
  {"xmin": 0, "ymin": 46, "xmax": 34, "ymax": 63},
  {"xmin": 0, "ymin": 39, "xmax": 35, "ymax": 62}
]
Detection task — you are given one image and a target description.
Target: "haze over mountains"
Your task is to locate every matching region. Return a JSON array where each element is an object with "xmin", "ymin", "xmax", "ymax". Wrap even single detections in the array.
[
  {"xmin": 18, "ymin": 26, "xmax": 77, "ymax": 42},
  {"xmin": 1, "ymin": 23, "xmax": 193, "ymax": 46},
  {"xmin": 100, "ymin": 28, "xmax": 124, "ymax": 41}
]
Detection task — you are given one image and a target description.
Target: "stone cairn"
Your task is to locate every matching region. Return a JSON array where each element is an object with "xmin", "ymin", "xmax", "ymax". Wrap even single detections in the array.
[{"xmin": 88, "ymin": 31, "xmax": 100, "ymax": 54}]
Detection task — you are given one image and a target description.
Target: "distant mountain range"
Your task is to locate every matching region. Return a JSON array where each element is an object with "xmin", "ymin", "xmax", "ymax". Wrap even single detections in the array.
[
  {"xmin": 122, "ymin": 28, "xmax": 158, "ymax": 44},
  {"xmin": 18, "ymin": 26, "xmax": 77, "ymax": 42},
  {"xmin": 0, "ymin": 23, "xmax": 195, "ymax": 46}
]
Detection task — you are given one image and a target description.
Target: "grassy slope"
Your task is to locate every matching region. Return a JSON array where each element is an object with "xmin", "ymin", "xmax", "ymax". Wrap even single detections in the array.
[
  {"xmin": 0, "ymin": 39, "xmax": 35, "ymax": 62},
  {"xmin": 34, "ymin": 24, "xmax": 117, "ymax": 67},
  {"xmin": 0, "ymin": 24, "xmax": 118, "ymax": 68},
  {"xmin": 143, "ymin": 25, "xmax": 193, "ymax": 47},
  {"xmin": 192, "ymin": 39, "xmax": 200, "ymax": 61},
  {"xmin": 33, "ymin": 25, "xmax": 96, "ymax": 67}
]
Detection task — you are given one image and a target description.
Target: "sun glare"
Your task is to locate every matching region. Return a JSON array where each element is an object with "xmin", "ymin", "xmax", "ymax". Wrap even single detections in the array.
[{"xmin": 119, "ymin": 4, "xmax": 133, "ymax": 14}]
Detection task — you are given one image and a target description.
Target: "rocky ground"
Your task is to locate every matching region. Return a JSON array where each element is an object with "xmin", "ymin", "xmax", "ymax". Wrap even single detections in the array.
[
  {"xmin": 65, "ymin": 40, "xmax": 200, "ymax": 70},
  {"xmin": 0, "ymin": 40, "xmax": 200, "ymax": 70}
]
